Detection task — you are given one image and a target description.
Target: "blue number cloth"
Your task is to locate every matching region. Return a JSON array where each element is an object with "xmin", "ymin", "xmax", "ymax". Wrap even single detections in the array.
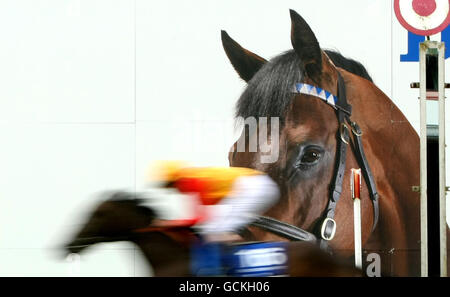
[
  {"xmin": 224, "ymin": 242, "xmax": 289, "ymax": 276},
  {"xmin": 190, "ymin": 240, "xmax": 289, "ymax": 276},
  {"xmin": 190, "ymin": 240, "xmax": 225, "ymax": 276}
]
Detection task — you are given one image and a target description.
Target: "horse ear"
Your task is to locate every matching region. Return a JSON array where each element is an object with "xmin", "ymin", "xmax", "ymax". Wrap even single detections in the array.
[
  {"xmin": 221, "ymin": 30, "xmax": 267, "ymax": 82},
  {"xmin": 289, "ymin": 9, "xmax": 322, "ymax": 80}
]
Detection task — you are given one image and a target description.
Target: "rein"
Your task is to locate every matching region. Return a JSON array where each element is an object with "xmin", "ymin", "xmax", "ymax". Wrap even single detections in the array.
[{"xmin": 250, "ymin": 70, "xmax": 380, "ymax": 252}]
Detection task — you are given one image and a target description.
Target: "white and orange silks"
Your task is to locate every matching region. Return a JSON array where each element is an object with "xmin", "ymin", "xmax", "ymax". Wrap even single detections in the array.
[{"xmin": 142, "ymin": 165, "xmax": 280, "ymax": 235}]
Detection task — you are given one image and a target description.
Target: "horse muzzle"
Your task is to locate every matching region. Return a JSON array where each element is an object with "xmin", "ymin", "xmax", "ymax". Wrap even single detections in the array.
[{"xmin": 64, "ymin": 236, "xmax": 113, "ymax": 254}]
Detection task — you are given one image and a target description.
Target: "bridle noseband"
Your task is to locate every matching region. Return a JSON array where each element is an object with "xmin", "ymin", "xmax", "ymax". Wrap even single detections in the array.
[{"xmin": 249, "ymin": 70, "xmax": 380, "ymax": 252}]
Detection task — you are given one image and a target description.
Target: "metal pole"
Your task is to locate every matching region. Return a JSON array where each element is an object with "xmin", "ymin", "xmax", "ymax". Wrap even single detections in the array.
[
  {"xmin": 437, "ymin": 42, "xmax": 447, "ymax": 277},
  {"xmin": 419, "ymin": 41, "xmax": 428, "ymax": 277}
]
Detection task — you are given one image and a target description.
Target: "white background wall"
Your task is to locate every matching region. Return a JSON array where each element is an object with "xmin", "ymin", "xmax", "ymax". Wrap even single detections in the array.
[{"xmin": 0, "ymin": 0, "xmax": 448, "ymax": 276}]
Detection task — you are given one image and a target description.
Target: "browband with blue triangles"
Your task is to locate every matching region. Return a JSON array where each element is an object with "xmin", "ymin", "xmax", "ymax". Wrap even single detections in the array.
[{"xmin": 293, "ymin": 83, "xmax": 338, "ymax": 109}]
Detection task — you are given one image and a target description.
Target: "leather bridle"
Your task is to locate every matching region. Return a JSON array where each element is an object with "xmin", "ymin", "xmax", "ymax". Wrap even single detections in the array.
[{"xmin": 248, "ymin": 70, "xmax": 380, "ymax": 252}]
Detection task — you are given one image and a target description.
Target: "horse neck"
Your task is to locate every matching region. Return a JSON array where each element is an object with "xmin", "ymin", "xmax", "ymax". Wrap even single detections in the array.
[
  {"xmin": 130, "ymin": 231, "xmax": 191, "ymax": 276},
  {"xmin": 345, "ymin": 71, "xmax": 420, "ymax": 275}
]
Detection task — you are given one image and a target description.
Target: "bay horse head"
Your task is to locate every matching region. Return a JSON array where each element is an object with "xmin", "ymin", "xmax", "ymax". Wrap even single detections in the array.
[
  {"xmin": 223, "ymin": 9, "xmax": 422, "ymax": 276},
  {"xmin": 63, "ymin": 191, "xmax": 192, "ymax": 276},
  {"xmin": 64, "ymin": 192, "xmax": 155, "ymax": 254}
]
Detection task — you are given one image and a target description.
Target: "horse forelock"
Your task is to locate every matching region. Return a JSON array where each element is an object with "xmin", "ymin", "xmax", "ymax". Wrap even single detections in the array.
[
  {"xmin": 234, "ymin": 49, "xmax": 372, "ymax": 126},
  {"xmin": 235, "ymin": 50, "xmax": 303, "ymax": 124}
]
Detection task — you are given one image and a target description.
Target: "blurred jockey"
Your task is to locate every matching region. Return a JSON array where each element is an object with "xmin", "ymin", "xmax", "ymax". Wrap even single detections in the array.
[{"xmin": 142, "ymin": 160, "xmax": 280, "ymax": 242}]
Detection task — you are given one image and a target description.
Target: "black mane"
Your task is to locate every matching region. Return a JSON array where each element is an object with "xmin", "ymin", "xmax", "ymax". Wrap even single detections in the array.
[
  {"xmin": 324, "ymin": 50, "xmax": 373, "ymax": 82},
  {"xmin": 235, "ymin": 49, "xmax": 372, "ymax": 122}
]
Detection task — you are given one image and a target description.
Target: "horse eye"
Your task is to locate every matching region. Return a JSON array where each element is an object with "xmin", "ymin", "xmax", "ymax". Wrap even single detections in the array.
[{"xmin": 301, "ymin": 150, "xmax": 321, "ymax": 164}]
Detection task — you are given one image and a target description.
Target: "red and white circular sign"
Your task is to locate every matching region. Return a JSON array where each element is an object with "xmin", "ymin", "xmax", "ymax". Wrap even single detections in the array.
[{"xmin": 394, "ymin": 0, "xmax": 450, "ymax": 36}]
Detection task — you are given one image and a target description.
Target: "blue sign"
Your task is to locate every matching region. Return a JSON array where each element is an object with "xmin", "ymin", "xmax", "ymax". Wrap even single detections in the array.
[{"xmin": 401, "ymin": 26, "xmax": 450, "ymax": 61}]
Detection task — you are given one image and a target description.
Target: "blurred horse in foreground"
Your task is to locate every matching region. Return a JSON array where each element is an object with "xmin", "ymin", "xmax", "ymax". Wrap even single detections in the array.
[{"xmin": 64, "ymin": 194, "xmax": 361, "ymax": 276}]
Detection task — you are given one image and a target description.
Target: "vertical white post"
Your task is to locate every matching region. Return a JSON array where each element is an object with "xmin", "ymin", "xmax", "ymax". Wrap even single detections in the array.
[
  {"xmin": 419, "ymin": 42, "xmax": 428, "ymax": 277},
  {"xmin": 353, "ymin": 198, "xmax": 362, "ymax": 269},
  {"xmin": 437, "ymin": 42, "xmax": 447, "ymax": 277},
  {"xmin": 351, "ymin": 169, "xmax": 362, "ymax": 270}
]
